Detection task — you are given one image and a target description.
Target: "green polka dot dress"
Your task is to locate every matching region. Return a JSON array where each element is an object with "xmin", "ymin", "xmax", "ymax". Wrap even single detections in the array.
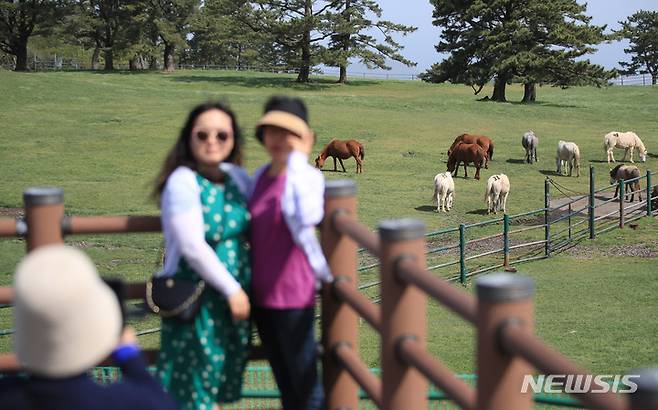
[{"xmin": 157, "ymin": 173, "xmax": 251, "ymax": 410}]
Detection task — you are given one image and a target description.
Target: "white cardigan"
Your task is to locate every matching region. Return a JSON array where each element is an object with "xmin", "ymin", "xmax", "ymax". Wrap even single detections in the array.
[
  {"xmin": 157, "ymin": 151, "xmax": 333, "ymax": 298},
  {"xmin": 222, "ymin": 151, "xmax": 333, "ymax": 284}
]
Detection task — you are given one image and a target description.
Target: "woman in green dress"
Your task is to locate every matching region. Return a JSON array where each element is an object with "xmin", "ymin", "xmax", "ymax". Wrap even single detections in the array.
[{"xmin": 152, "ymin": 101, "xmax": 251, "ymax": 410}]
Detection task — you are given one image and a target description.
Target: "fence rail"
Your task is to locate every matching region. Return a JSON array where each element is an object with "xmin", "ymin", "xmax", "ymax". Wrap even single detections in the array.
[{"xmin": 1, "ymin": 173, "xmax": 657, "ymax": 408}]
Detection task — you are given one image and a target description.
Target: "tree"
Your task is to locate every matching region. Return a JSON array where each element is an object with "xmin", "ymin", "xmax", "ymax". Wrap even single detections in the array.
[
  {"xmin": 327, "ymin": 0, "xmax": 416, "ymax": 83},
  {"xmin": 0, "ymin": 0, "xmax": 68, "ymax": 71},
  {"xmin": 616, "ymin": 10, "xmax": 658, "ymax": 85},
  {"xmin": 149, "ymin": 0, "xmax": 198, "ymax": 72},
  {"xmin": 421, "ymin": 0, "xmax": 613, "ymax": 102},
  {"xmin": 188, "ymin": 0, "xmax": 281, "ymax": 68},
  {"xmin": 246, "ymin": 0, "xmax": 338, "ymax": 82}
]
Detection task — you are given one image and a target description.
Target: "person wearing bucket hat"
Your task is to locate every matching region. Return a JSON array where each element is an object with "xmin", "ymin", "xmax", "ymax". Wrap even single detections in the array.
[
  {"xmin": 221, "ymin": 95, "xmax": 331, "ymax": 409},
  {"xmin": 0, "ymin": 245, "xmax": 178, "ymax": 410}
]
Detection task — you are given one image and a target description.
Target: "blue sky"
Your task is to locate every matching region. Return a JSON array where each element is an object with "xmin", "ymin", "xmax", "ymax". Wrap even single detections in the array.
[{"xmin": 346, "ymin": 0, "xmax": 658, "ymax": 76}]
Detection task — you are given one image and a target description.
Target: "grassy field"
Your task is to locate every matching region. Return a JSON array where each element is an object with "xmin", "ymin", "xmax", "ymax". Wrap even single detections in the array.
[{"xmin": 0, "ymin": 70, "xmax": 656, "ymax": 388}]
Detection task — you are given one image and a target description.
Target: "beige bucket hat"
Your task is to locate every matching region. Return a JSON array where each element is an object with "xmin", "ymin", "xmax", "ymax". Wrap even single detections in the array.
[
  {"xmin": 13, "ymin": 245, "xmax": 121, "ymax": 378},
  {"xmin": 255, "ymin": 95, "xmax": 312, "ymax": 142}
]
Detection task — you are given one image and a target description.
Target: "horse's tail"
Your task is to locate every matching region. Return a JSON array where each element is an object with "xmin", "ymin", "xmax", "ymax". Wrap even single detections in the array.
[
  {"xmin": 573, "ymin": 144, "xmax": 581, "ymax": 163},
  {"xmin": 488, "ymin": 141, "xmax": 494, "ymax": 160},
  {"xmin": 359, "ymin": 143, "xmax": 365, "ymax": 160}
]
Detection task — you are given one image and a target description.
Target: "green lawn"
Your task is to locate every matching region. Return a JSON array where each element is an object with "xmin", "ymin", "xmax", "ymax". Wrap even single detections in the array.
[{"xmin": 1, "ymin": 70, "xmax": 656, "ymax": 379}]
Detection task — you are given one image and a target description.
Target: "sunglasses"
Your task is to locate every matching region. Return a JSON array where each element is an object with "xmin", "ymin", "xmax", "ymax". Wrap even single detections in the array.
[{"xmin": 193, "ymin": 129, "xmax": 232, "ymax": 142}]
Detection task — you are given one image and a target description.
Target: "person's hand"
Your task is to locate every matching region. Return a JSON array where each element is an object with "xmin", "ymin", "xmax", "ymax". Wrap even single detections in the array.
[
  {"xmin": 119, "ymin": 326, "xmax": 138, "ymax": 346},
  {"xmin": 287, "ymin": 131, "xmax": 313, "ymax": 155},
  {"xmin": 227, "ymin": 288, "xmax": 250, "ymax": 322}
]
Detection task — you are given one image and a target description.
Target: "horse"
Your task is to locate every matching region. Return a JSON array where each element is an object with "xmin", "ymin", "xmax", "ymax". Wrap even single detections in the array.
[
  {"xmin": 447, "ymin": 142, "xmax": 487, "ymax": 180},
  {"xmin": 556, "ymin": 140, "xmax": 581, "ymax": 177},
  {"xmin": 609, "ymin": 164, "xmax": 642, "ymax": 202},
  {"xmin": 603, "ymin": 131, "xmax": 647, "ymax": 163},
  {"xmin": 314, "ymin": 139, "xmax": 364, "ymax": 173},
  {"xmin": 652, "ymin": 185, "xmax": 658, "ymax": 211},
  {"xmin": 484, "ymin": 174, "xmax": 510, "ymax": 214},
  {"xmin": 433, "ymin": 172, "xmax": 455, "ymax": 212},
  {"xmin": 447, "ymin": 134, "xmax": 494, "ymax": 169},
  {"xmin": 521, "ymin": 131, "xmax": 538, "ymax": 163}
]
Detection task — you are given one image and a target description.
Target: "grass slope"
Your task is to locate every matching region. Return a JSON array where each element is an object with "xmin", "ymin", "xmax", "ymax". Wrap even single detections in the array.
[{"xmin": 0, "ymin": 70, "xmax": 656, "ymax": 376}]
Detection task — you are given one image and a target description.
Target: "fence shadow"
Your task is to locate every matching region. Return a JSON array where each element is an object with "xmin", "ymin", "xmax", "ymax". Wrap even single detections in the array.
[{"xmin": 539, "ymin": 170, "xmax": 558, "ymax": 176}]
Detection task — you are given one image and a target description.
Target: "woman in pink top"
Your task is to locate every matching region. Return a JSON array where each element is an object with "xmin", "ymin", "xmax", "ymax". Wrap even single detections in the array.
[{"xmin": 248, "ymin": 96, "xmax": 331, "ymax": 410}]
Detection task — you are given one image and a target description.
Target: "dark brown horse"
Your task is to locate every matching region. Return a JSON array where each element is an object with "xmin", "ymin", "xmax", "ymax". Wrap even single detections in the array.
[
  {"xmin": 315, "ymin": 139, "xmax": 365, "ymax": 173},
  {"xmin": 447, "ymin": 134, "xmax": 495, "ymax": 169},
  {"xmin": 447, "ymin": 142, "xmax": 486, "ymax": 180},
  {"xmin": 609, "ymin": 164, "xmax": 642, "ymax": 202}
]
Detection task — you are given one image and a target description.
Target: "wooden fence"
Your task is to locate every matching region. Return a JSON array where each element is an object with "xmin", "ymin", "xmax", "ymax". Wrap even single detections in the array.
[{"xmin": 0, "ymin": 182, "xmax": 657, "ymax": 409}]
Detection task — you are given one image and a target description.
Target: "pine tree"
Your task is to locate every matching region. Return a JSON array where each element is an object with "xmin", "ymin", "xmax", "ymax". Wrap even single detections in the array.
[
  {"xmin": 421, "ymin": 0, "xmax": 613, "ymax": 102},
  {"xmin": 149, "ymin": 0, "xmax": 198, "ymax": 72},
  {"xmin": 327, "ymin": 0, "xmax": 416, "ymax": 83},
  {"xmin": 616, "ymin": 10, "xmax": 658, "ymax": 85}
]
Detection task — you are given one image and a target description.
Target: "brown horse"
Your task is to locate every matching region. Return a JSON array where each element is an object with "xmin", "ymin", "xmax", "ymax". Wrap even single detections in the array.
[
  {"xmin": 315, "ymin": 139, "xmax": 365, "ymax": 173},
  {"xmin": 447, "ymin": 134, "xmax": 495, "ymax": 169},
  {"xmin": 609, "ymin": 164, "xmax": 642, "ymax": 202},
  {"xmin": 447, "ymin": 142, "xmax": 486, "ymax": 180}
]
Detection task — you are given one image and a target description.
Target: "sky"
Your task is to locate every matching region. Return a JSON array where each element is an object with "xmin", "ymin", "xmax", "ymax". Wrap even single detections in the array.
[{"xmin": 345, "ymin": 0, "xmax": 658, "ymax": 76}]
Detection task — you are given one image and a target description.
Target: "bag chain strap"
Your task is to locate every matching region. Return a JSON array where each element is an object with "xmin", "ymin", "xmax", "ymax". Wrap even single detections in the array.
[{"xmin": 145, "ymin": 279, "xmax": 206, "ymax": 318}]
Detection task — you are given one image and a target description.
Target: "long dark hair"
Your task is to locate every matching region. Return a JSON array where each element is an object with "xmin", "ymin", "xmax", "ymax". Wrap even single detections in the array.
[{"xmin": 152, "ymin": 101, "xmax": 243, "ymax": 202}]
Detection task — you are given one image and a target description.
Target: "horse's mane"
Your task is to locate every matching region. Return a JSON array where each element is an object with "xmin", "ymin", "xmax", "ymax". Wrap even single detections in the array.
[
  {"xmin": 634, "ymin": 134, "xmax": 646, "ymax": 152},
  {"xmin": 610, "ymin": 164, "xmax": 623, "ymax": 178}
]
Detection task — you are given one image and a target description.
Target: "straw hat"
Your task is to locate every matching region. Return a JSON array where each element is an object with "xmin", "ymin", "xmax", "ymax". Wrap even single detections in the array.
[
  {"xmin": 13, "ymin": 245, "xmax": 121, "ymax": 378},
  {"xmin": 255, "ymin": 95, "xmax": 311, "ymax": 142}
]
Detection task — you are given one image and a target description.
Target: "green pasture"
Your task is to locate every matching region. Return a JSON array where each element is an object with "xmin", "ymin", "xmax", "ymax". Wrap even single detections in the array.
[{"xmin": 1, "ymin": 70, "xmax": 656, "ymax": 384}]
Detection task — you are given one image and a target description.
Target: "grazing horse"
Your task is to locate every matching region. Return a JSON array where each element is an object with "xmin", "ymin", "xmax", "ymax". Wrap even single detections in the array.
[
  {"xmin": 433, "ymin": 172, "xmax": 455, "ymax": 212},
  {"xmin": 484, "ymin": 174, "xmax": 510, "ymax": 214},
  {"xmin": 609, "ymin": 164, "xmax": 642, "ymax": 202},
  {"xmin": 521, "ymin": 131, "xmax": 539, "ymax": 163},
  {"xmin": 556, "ymin": 140, "xmax": 581, "ymax": 177},
  {"xmin": 315, "ymin": 139, "xmax": 365, "ymax": 173},
  {"xmin": 652, "ymin": 185, "xmax": 658, "ymax": 211},
  {"xmin": 447, "ymin": 142, "xmax": 487, "ymax": 180},
  {"xmin": 447, "ymin": 134, "xmax": 495, "ymax": 169},
  {"xmin": 604, "ymin": 131, "xmax": 647, "ymax": 163}
]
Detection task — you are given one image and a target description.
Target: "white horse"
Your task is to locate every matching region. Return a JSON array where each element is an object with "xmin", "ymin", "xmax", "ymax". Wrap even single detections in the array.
[
  {"xmin": 556, "ymin": 140, "xmax": 581, "ymax": 177},
  {"xmin": 484, "ymin": 174, "xmax": 510, "ymax": 214},
  {"xmin": 433, "ymin": 172, "xmax": 455, "ymax": 212},
  {"xmin": 604, "ymin": 131, "xmax": 647, "ymax": 163},
  {"xmin": 521, "ymin": 130, "xmax": 538, "ymax": 163}
]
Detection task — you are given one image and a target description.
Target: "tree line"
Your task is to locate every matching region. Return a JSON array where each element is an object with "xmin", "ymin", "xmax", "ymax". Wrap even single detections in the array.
[
  {"xmin": 1, "ymin": 1, "xmax": 656, "ymax": 100},
  {"xmin": 0, "ymin": 0, "xmax": 417, "ymax": 83}
]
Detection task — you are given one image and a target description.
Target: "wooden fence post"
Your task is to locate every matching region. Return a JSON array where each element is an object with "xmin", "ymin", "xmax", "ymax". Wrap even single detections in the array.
[
  {"xmin": 629, "ymin": 367, "xmax": 658, "ymax": 410},
  {"xmin": 476, "ymin": 273, "xmax": 535, "ymax": 410},
  {"xmin": 23, "ymin": 187, "xmax": 65, "ymax": 252},
  {"xmin": 321, "ymin": 180, "xmax": 359, "ymax": 410},
  {"xmin": 380, "ymin": 219, "xmax": 428, "ymax": 410}
]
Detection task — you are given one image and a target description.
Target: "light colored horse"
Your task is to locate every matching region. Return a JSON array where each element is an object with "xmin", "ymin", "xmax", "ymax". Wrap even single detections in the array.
[
  {"xmin": 433, "ymin": 172, "xmax": 455, "ymax": 212},
  {"xmin": 484, "ymin": 174, "xmax": 510, "ymax": 214},
  {"xmin": 604, "ymin": 131, "xmax": 647, "ymax": 163},
  {"xmin": 556, "ymin": 140, "xmax": 581, "ymax": 177},
  {"xmin": 521, "ymin": 131, "xmax": 538, "ymax": 163}
]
